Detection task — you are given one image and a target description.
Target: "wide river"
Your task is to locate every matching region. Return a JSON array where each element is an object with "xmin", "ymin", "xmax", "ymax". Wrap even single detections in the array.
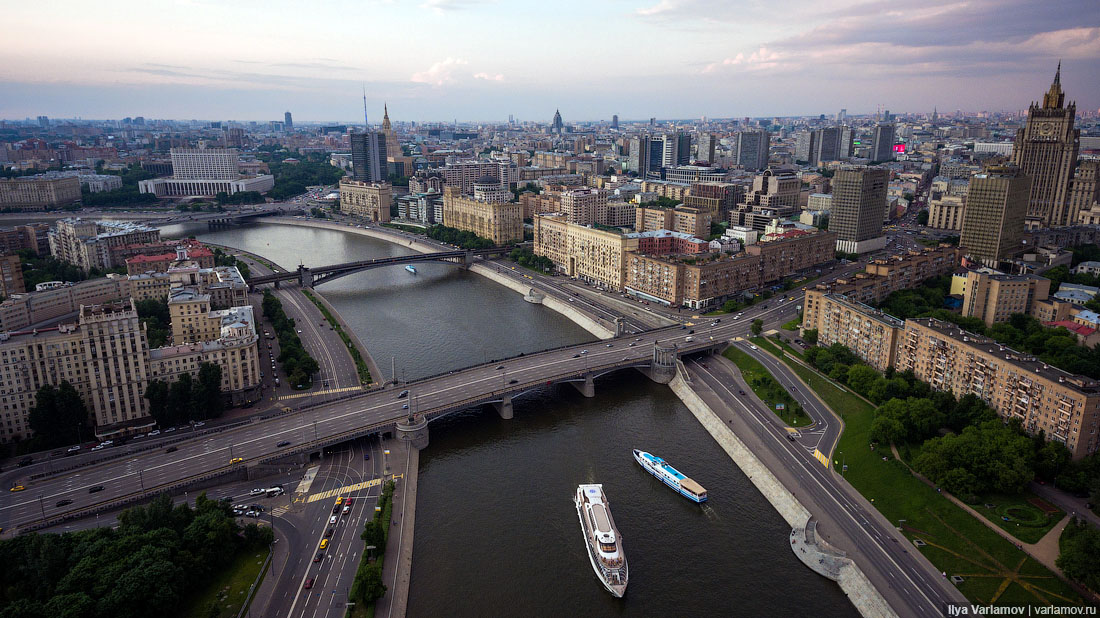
[{"xmin": 160, "ymin": 220, "xmax": 857, "ymax": 617}]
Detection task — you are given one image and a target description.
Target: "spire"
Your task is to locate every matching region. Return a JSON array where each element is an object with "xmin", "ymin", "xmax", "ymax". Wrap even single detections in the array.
[
  {"xmin": 1043, "ymin": 61, "xmax": 1065, "ymax": 109},
  {"xmin": 362, "ymin": 85, "xmax": 369, "ymax": 127},
  {"xmin": 381, "ymin": 103, "xmax": 392, "ymax": 132}
]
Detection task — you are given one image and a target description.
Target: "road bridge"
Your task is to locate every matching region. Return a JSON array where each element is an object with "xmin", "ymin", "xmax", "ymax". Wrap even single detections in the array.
[{"xmin": 246, "ymin": 246, "xmax": 516, "ymax": 289}]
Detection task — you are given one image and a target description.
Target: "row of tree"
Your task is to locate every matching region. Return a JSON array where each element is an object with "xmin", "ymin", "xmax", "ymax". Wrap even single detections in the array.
[
  {"xmin": 214, "ymin": 191, "xmax": 264, "ymax": 205},
  {"xmin": 17, "ymin": 249, "xmax": 125, "ymax": 289},
  {"xmin": 80, "ymin": 164, "xmax": 159, "ymax": 208},
  {"xmin": 508, "ymin": 247, "xmax": 554, "ymax": 273},
  {"xmin": 425, "ymin": 224, "xmax": 497, "ymax": 249},
  {"xmin": 261, "ymin": 291, "xmax": 319, "ymax": 388},
  {"xmin": 27, "ymin": 382, "xmax": 89, "ymax": 450},
  {"xmin": 0, "ymin": 493, "xmax": 272, "ymax": 618},
  {"xmin": 144, "ymin": 363, "xmax": 224, "ymax": 428},
  {"xmin": 350, "ymin": 480, "xmax": 394, "ymax": 608},
  {"xmin": 211, "ymin": 247, "xmax": 250, "ymax": 279}
]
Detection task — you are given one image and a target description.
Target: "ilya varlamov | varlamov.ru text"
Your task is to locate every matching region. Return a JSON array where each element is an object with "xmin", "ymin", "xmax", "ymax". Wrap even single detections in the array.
[{"xmin": 945, "ymin": 605, "xmax": 1097, "ymax": 616}]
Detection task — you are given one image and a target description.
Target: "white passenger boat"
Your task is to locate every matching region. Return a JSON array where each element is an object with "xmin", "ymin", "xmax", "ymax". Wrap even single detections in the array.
[
  {"xmin": 405, "ymin": 265, "xmax": 417, "ymax": 274},
  {"xmin": 632, "ymin": 449, "xmax": 708, "ymax": 503},
  {"xmin": 574, "ymin": 484, "xmax": 628, "ymax": 597}
]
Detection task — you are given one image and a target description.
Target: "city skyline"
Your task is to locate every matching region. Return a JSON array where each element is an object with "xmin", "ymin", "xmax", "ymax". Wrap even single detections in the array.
[{"xmin": 2, "ymin": 0, "xmax": 1099, "ymax": 122}]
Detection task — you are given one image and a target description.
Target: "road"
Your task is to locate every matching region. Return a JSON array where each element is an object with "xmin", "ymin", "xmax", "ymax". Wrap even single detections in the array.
[{"xmin": 685, "ymin": 347, "xmax": 967, "ymax": 618}]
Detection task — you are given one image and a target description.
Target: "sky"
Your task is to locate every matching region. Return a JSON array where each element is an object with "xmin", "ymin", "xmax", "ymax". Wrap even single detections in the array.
[{"xmin": 2, "ymin": 0, "xmax": 1098, "ymax": 123}]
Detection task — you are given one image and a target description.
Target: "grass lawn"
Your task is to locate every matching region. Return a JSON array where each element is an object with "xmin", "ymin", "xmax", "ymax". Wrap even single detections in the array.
[
  {"xmin": 753, "ymin": 335, "xmax": 805, "ymax": 360},
  {"xmin": 963, "ymin": 493, "xmax": 1065, "ymax": 545},
  {"xmin": 182, "ymin": 546, "xmax": 271, "ymax": 618},
  {"xmin": 752, "ymin": 345, "xmax": 1086, "ymax": 607},
  {"xmin": 782, "ymin": 316, "xmax": 801, "ymax": 331},
  {"xmin": 722, "ymin": 345, "xmax": 811, "ymax": 427}
]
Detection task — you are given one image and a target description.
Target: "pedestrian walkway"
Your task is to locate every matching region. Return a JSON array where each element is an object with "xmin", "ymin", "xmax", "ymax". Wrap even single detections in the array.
[
  {"xmin": 277, "ymin": 385, "xmax": 363, "ymax": 401},
  {"xmin": 303, "ymin": 473, "xmax": 405, "ymax": 504}
]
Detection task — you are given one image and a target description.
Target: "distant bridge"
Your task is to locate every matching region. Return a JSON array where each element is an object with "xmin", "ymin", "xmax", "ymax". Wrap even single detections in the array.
[
  {"xmin": 246, "ymin": 246, "xmax": 516, "ymax": 289},
  {"xmin": 203, "ymin": 208, "xmax": 304, "ymax": 229}
]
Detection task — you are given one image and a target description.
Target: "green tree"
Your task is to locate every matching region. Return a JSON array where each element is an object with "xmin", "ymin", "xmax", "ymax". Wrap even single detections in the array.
[
  {"xmin": 845, "ymin": 365, "xmax": 879, "ymax": 395},
  {"xmin": 916, "ymin": 210, "xmax": 929, "ymax": 226},
  {"xmin": 144, "ymin": 380, "xmax": 171, "ymax": 426},
  {"xmin": 194, "ymin": 363, "xmax": 224, "ymax": 418},
  {"xmin": 351, "ymin": 561, "xmax": 386, "ymax": 605},
  {"xmin": 28, "ymin": 382, "xmax": 88, "ymax": 447},
  {"xmin": 750, "ymin": 318, "xmax": 763, "ymax": 336},
  {"xmin": 1057, "ymin": 520, "xmax": 1100, "ymax": 591},
  {"xmin": 803, "ymin": 328, "xmax": 818, "ymax": 345}
]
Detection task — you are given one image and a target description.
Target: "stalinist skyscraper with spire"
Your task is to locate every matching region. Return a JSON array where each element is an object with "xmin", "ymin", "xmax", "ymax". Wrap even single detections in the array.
[
  {"xmin": 1012, "ymin": 62, "xmax": 1080, "ymax": 229},
  {"xmin": 381, "ymin": 104, "xmax": 400, "ymax": 159}
]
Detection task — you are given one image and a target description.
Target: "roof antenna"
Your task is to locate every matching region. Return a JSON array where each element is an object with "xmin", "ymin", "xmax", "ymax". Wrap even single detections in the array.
[{"xmin": 362, "ymin": 85, "xmax": 369, "ymax": 128}]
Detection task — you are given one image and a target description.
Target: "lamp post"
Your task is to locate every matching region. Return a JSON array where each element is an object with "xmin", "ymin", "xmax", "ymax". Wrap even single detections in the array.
[{"xmin": 138, "ymin": 469, "xmax": 145, "ymax": 491}]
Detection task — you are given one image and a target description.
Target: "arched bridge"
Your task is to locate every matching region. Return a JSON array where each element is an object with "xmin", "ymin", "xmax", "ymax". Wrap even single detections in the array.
[{"xmin": 246, "ymin": 246, "xmax": 516, "ymax": 289}]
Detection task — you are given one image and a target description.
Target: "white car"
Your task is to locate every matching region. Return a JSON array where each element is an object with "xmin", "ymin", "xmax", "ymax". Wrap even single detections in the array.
[
  {"xmin": 249, "ymin": 488, "xmax": 265, "ymax": 496},
  {"xmin": 750, "ymin": 345, "xmax": 758, "ymax": 350},
  {"xmin": 329, "ymin": 515, "xmax": 338, "ymax": 525},
  {"xmin": 148, "ymin": 430, "xmax": 160, "ymax": 437}
]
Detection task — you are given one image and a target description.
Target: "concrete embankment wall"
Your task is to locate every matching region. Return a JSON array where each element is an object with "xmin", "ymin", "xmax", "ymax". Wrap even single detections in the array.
[
  {"xmin": 669, "ymin": 370, "xmax": 898, "ymax": 618},
  {"xmin": 260, "ymin": 218, "xmax": 615, "ymax": 339}
]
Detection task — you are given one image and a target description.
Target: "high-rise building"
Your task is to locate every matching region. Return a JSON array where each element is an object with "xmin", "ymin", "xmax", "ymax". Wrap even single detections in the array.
[
  {"xmin": 1012, "ymin": 63, "xmax": 1080, "ymax": 229},
  {"xmin": 871, "ymin": 124, "xmax": 896, "ymax": 162},
  {"xmin": 339, "ymin": 180, "xmax": 392, "ymax": 223},
  {"xmin": 839, "ymin": 126, "xmax": 854, "ymax": 158},
  {"xmin": 284, "ymin": 111, "xmax": 293, "ymax": 131},
  {"xmin": 654, "ymin": 133, "xmax": 690, "ymax": 168},
  {"xmin": 734, "ymin": 130, "xmax": 769, "ymax": 171},
  {"xmin": 170, "ymin": 146, "xmax": 239, "ymax": 180},
  {"xmin": 611, "ymin": 114, "xmax": 619, "ymax": 130},
  {"xmin": 37, "ymin": 116, "xmax": 49, "ymax": 128},
  {"xmin": 837, "ymin": 109, "xmax": 846, "ymax": 122},
  {"xmin": 381, "ymin": 104, "xmax": 401, "ymax": 163},
  {"xmin": 696, "ymin": 133, "xmax": 717, "ymax": 165},
  {"xmin": 795, "ymin": 131, "xmax": 815, "ymax": 164},
  {"xmin": 441, "ymin": 186, "xmax": 523, "ymax": 245},
  {"xmin": 813, "ymin": 127, "xmax": 841, "ymax": 165},
  {"xmin": 831, "ymin": 166, "xmax": 889, "ymax": 253},
  {"xmin": 350, "ymin": 131, "xmax": 388, "ymax": 182},
  {"xmin": 1071, "ymin": 161, "xmax": 1100, "ymax": 224},
  {"xmin": 959, "ymin": 165, "xmax": 1030, "ymax": 267},
  {"xmin": 551, "ymin": 109, "xmax": 564, "ymax": 133},
  {"xmin": 628, "ymin": 135, "xmax": 657, "ymax": 176}
]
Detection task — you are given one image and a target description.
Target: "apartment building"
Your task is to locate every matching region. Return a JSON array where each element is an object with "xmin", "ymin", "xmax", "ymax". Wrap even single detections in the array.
[
  {"xmin": 339, "ymin": 179, "xmax": 392, "ymax": 223},
  {"xmin": 534, "ymin": 214, "xmax": 639, "ymax": 289},
  {"xmin": 639, "ymin": 180, "xmax": 692, "ymax": 202},
  {"xmin": 806, "ymin": 245, "xmax": 961, "ymax": 312},
  {"xmin": 928, "ymin": 195, "xmax": 966, "ymax": 231},
  {"xmin": 0, "ymin": 275, "xmax": 131, "ymax": 332},
  {"xmin": 959, "ymin": 165, "xmax": 1030, "ymax": 267},
  {"xmin": 0, "ymin": 254, "xmax": 25, "ymax": 296},
  {"xmin": 0, "ymin": 175, "xmax": 81, "ymax": 210},
  {"xmin": 49, "ymin": 218, "xmax": 161, "ymax": 272},
  {"xmin": 896, "ymin": 318, "xmax": 1100, "ymax": 459},
  {"xmin": 961, "ymin": 270, "xmax": 1051, "ymax": 326},
  {"xmin": 125, "ymin": 245, "xmax": 215, "ymax": 275},
  {"xmin": 148, "ymin": 305, "xmax": 260, "ymax": 398},
  {"xmin": 560, "ymin": 188, "xmax": 608, "ymax": 225},
  {"xmin": 443, "ymin": 160, "xmax": 518, "ymax": 193},
  {"xmin": 441, "ymin": 186, "xmax": 523, "ymax": 245},
  {"xmin": 801, "ymin": 292, "xmax": 904, "ymax": 372}
]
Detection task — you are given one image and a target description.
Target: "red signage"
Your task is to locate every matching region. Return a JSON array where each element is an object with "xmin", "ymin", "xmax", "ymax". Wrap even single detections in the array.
[{"xmin": 893, "ymin": 144, "xmax": 907, "ymax": 153}]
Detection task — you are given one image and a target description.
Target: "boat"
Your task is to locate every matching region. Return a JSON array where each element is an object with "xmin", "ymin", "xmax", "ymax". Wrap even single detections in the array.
[
  {"xmin": 405, "ymin": 265, "xmax": 417, "ymax": 274},
  {"xmin": 632, "ymin": 449, "xmax": 708, "ymax": 503},
  {"xmin": 574, "ymin": 484, "xmax": 628, "ymax": 597}
]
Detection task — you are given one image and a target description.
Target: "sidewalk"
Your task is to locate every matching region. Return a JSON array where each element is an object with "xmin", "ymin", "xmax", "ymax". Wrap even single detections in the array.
[{"xmin": 373, "ymin": 438, "xmax": 419, "ymax": 618}]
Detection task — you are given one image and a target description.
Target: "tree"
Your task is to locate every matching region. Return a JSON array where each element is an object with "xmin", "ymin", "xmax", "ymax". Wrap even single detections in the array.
[
  {"xmin": 916, "ymin": 210, "xmax": 929, "ymax": 226},
  {"xmin": 803, "ymin": 329, "xmax": 818, "ymax": 345},
  {"xmin": 846, "ymin": 365, "xmax": 879, "ymax": 396},
  {"xmin": 168, "ymin": 373, "xmax": 194, "ymax": 422},
  {"xmin": 28, "ymin": 382, "xmax": 89, "ymax": 447},
  {"xmin": 144, "ymin": 380, "xmax": 171, "ymax": 426},
  {"xmin": 750, "ymin": 318, "xmax": 763, "ymax": 336},
  {"xmin": 194, "ymin": 363, "xmax": 224, "ymax": 418},
  {"xmin": 1057, "ymin": 520, "xmax": 1100, "ymax": 591},
  {"xmin": 352, "ymin": 562, "xmax": 386, "ymax": 605}
]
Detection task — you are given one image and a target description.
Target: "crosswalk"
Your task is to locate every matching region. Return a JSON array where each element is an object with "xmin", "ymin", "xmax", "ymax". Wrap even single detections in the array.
[
  {"xmin": 304, "ymin": 473, "xmax": 406, "ymax": 503},
  {"xmin": 278, "ymin": 385, "xmax": 363, "ymax": 401},
  {"xmin": 270, "ymin": 507, "xmax": 288, "ymax": 517},
  {"xmin": 812, "ymin": 448, "xmax": 830, "ymax": 468}
]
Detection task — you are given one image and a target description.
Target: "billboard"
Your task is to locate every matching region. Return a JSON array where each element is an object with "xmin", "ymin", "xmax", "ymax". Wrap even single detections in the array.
[{"xmin": 893, "ymin": 144, "xmax": 907, "ymax": 154}]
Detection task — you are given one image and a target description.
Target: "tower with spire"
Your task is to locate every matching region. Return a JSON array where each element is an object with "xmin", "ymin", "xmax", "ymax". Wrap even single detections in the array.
[
  {"xmin": 551, "ymin": 109, "xmax": 563, "ymax": 134},
  {"xmin": 1011, "ymin": 61, "xmax": 1080, "ymax": 228},
  {"xmin": 381, "ymin": 103, "xmax": 400, "ymax": 163}
]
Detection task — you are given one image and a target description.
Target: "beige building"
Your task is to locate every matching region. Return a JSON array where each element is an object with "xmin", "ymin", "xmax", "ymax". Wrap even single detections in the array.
[
  {"xmin": 0, "ymin": 254, "xmax": 25, "ymax": 297},
  {"xmin": 961, "ymin": 270, "xmax": 1051, "ymax": 327},
  {"xmin": 639, "ymin": 180, "xmax": 692, "ymax": 202},
  {"xmin": 148, "ymin": 304, "xmax": 260, "ymax": 398},
  {"xmin": 806, "ymin": 244, "xmax": 961, "ymax": 308},
  {"xmin": 635, "ymin": 205, "xmax": 711, "ymax": 238},
  {"xmin": 339, "ymin": 179, "xmax": 392, "ymax": 223},
  {"xmin": 0, "ymin": 275, "xmax": 130, "ymax": 332},
  {"xmin": 960, "ymin": 165, "xmax": 1030, "ymax": 267},
  {"xmin": 49, "ymin": 218, "xmax": 161, "ymax": 272},
  {"xmin": 534, "ymin": 214, "xmax": 638, "ymax": 289},
  {"xmin": 1012, "ymin": 65, "xmax": 1080, "ymax": 228},
  {"xmin": 0, "ymin": 175, "xmax": 81, "ymax": 210},
  {"xmin": 927, "ymin": 195, "xmax": 966, "ymax": 230},
  {"xmin": 560, "ymin": 188, "xmax": 608, "ymax": 225},
  {"xmin": 441, "ymin": 187, "xmax": 523, "ymax": 245},
  {"xmin": 802, "ymin": 292, "xmax": 904, "ymax": 372},
  {"xmin": 896, "ymin": 317, "xmax": 1100, "ymax": 459},
  {"xmin": 127, "ymin": 272, "xmax": 173, "ymax": 302}
]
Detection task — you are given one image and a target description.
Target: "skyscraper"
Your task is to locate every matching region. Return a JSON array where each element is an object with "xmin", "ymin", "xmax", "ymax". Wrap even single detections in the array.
[
  {"xmin": 350, "ymin": 131, "xmax": 388, "ymax": 182},
  {"xmin": 551, "ymin": 109, "xmax": 564, "ymax": 134},
  {"xmin": 734, "ymin": 130, "xmax": 770, "ymax": 171},
  {"xmin": 813, "ymin": 127, "xmax": 841, "ymax": 165},
  {"xmin": 960, "ymin": 165, "xmax": 1030, "ymax": 267},
  {"xmin": 795, "ymin": 131, "xmax": 815, "ymax": 164},
  {"xmin": 1012, "ymin": 63, "xmax": 1079, "ymax": 229},
  {"xmin": 872, "ymin": 124, "xmax": 896, "ymax": 162},
  {"xmin": 611, "ymin": 114, "xmax": 619, "ymax": 130},
  {"xmin": 696, "ymin": 133, "xmax": 716, "ymax": 164},
  {"xmin": 831, "ymin": 166, "xmax": 889, "ymax": 254},
  {"xmin": 381, "ymin": 104, "xmax": 400, "ymax": 161},
  {"xmin": 284, "ymin": 111, "xmax": 293, "ymax": 131}
]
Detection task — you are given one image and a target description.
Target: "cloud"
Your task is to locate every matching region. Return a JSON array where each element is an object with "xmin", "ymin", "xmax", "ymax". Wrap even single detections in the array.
[
  {"xmin": 636, "ymin": 0, "xmax": 679, "ymax": 16},
  {"xmin": 421, "ymin": 0, "xmax": 482, "ymax": 12},
  {"xmin": 472, "ymin": 72, "xmax": 504, "ymax": 81},
  {"xmin": 410, "ymin": 57, "xmax": 468, "ymax": 86},
  {"xmin": 701, "ymin": 47, "xmax": 782, "ymax": 73}
]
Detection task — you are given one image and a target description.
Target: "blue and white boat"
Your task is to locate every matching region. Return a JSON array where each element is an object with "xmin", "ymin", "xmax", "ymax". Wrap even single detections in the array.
[
  {"xmin": 632, "ymin": 449, "xmax": 707, "ymax": 502},
  {"xmin": 405, "ymin": 265, "xmax": 417, "ymax": 274}
]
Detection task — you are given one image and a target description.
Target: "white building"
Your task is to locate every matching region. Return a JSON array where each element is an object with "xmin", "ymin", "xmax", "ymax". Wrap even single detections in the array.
[{"xmin": 138, "ymin": 145, "xmax": 273, "ymax": 197}]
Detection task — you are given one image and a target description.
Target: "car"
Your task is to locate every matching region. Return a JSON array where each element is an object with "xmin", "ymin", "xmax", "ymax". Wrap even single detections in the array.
[
  {"xmin": 249, "ymin": 488, "xmax": 265, "ymax": 496},
  {"xmin": 397, "ymin": 390, "xmax": 409, "ymax": 399},
  {"xmin": 164, "ymin": 426, "xmax": 176, "ymax": 433},
  {"xmin": 688, "ymin": 330, "xmax": 694, "ymax": 334},
  {"xmin": 319, "ymin": 539, "xmax": 329, "ymax": 549},
  {"xmin": 628, "ymin": 342, "xmax": 636, "ymax": 347},
  {"xmin": 148, "ymin": 430, "xmax": 160, "ymax": 437},
  {"xmin": 67, "ymin": 445, "xmax": 81, "ymax": 454},
  {"xmin": 55, "ymin": 499, "xmax": 73, "ymax": 507},
  {"xmin": 296, "ymin": 329, "xmax": 302, "ymax": 334},
  {"xmin": 18, "ymin": 456, "xmax": 33, "ymax": 467},
  {"xmin": 314, "ymin": 552, "xmax": 324, "ymax": 563},
  {"xmin": 165, "ymin": 446, "xmax": 178, "ymax": 453},
  {"xmin": 303, "ymin": 578, "xmax": 315, "ymax": 590},
  {"xmin": 508, "ymin": 379, "xmax": 518, "ymax": 384},
  {"xmin": 89, "ymin": 485, "xmax": 104, "ymax": 493},
  {"xmin": 345, "ymin": 497, "xmax": 354, "ymax": 506},
  {"xmin": 277, "ymin": 440, "xmax": 291, "ymax": 447},
  {"xmin": 342, "ymin": 505, "xmax": 351, "ymax": 515},
  {"xmin": 9, "ymin": 485, "xmax": 25, "ymax": 492},
  {"xmin": 738, "ymin": 390, "xmax": 746, "ymax": 396},
  {"xmin": 749, "ymin": 345, "xmax": 758, "ymax": 350},
  {"xmin": 91, "ymin": 444, "xmax": 104, "ymax": 451},
  {"xmin": 332, "ymin": 505, "xmax": 342, "ymax": 515},
  {"xmin": 787, "ymin": 434, "xmax": 796, "ymax": 442},
  {"xmin": 194, "ymin": 422, "xmax": 205, "ymax": 428},
  {"xmin": 605, "ymin": 343, "xmax": 612, "ymax": 347},
  {"xmin": 572, "ymin": 354, "xmax": 580, "ymax": 358},
  {"xmin": 581, "ymin": 350, "xmax": 588, "ymax": 354},
  {"xmin": 364, "ymin": 452, "xmax": 370, "ymax": 460},
  {"xmin": 230, "ymin": 457, "xmax": 244, "ymax": 464},
  {"xmin": 101, "ymin": 440, "xmax": 113, "ymax": 446}
]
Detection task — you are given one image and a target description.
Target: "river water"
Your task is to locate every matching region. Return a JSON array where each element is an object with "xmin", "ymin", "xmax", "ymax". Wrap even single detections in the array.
[{"xmin": 159, "ymin": 220, "xmax": 857, "ymax": 618}]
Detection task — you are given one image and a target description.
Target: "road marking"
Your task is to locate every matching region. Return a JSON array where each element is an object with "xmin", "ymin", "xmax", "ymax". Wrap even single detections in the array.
[
  {"xmin": 305, "ymin": 473, "xmax": 404, "ymax": 503},
  {"xmin": 278, "ymin": 386, "xmax": 364, "ymax": 401},
  {"xmin": 812, "ymin": 448, "xmax": 830, "ymax": 468}
]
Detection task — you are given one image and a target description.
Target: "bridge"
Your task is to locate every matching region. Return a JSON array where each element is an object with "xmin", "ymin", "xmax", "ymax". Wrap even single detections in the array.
[
  {"xmin": 246, "ymin": 246, "xmax": 516, "ymax": 289},
  {"xmin": 158, "ymin": 207, "xmax": 305, "ymax": 228},
  {"xmin": 0, "ymin": 322, "xmax": 732, "ymax": 533}
]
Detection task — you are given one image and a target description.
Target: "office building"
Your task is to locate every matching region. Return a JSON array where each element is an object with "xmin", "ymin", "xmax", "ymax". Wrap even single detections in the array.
[
  {"xmin": 831, "ymin": 166, "xmax": 889, "ymax": 253},
  {"xmin": 1012, "ymin": 64, "xmax": 1080, "ymax": 228},
  {"xmin": 284, "ymin": 111, "xmax": 293, "ymax": 131},
  {"xmin": 927, "ymin": 195, "xmax": 966, "ymax": 230},
  {"xmin": 696, "ymin": 133, "xmax": 717, "ymax": 164},
  {"xmin": 0, "ymin": 175, "xmax": 81, "ymax": 211},
  {"xmin": 350, "ymin": 131, "xmax": 388, "ymax": 182},
  {"xmin": 896, "ymin": 318, "xmax": 1100, "ymax": 459},
  {"xmin": 807, "ymin": 193, "xmax": 833, "ymax": 212},
  {"xmin": 960, "ymin": 270, "xmax": 1050, "ymax": 327},
  {"xmin": 734, "ymin": 130, "xmax": 770, "ymax": 171},
  {"xmin": 795, "ymin": 131, "xmax": 815, "ymax": 165},
  {"xmin": 737, "ymin": 168, "xmax": 801, "ymax": 218},
  {"xmin": 872, "ymin": 124, "xmax": 896, "ymax": 162},
  {"xmin": 138, "ymin": 146, "xmax": 273, "ymax": 197},
  {"xmin": 959, "ymin": 165, "xmax": 1030, "ymax": 267},
  {"xmin": 339, "ymin": 179, "xmax": 392, "ymax": 223},
  {"xmin": 442, "ymin": 187, "xmax": 523, "ymax": 245},
  {"xmin": 801, "ymin": 292, "xmax": 904, "ymax": 372},
  {"xmin": 551, "ymin": 109, "xmax": 564, "ymax": 133},
  {"xmin": 612, "ymin": 114, "xmax": 619, "ymax": 130}
]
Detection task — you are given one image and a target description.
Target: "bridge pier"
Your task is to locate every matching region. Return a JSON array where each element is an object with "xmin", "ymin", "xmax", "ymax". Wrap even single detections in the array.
[
  {"xmin": 637, "ymin": 343, "xmax": 678, "ymax": 384},
  {"xmin": 492, "ymin": 395, "xmax": 514, "ymax": 420},
  {"xmin": 298, "ymin": 266, "xmax": 313, "ymax": 288},
  {"xmin": 396, "ymin": 414, "xmax": 429, "ymax": 450},
  {"xmin": 570, "ymin": 374, "xmax": 595, "ymax": 398}
]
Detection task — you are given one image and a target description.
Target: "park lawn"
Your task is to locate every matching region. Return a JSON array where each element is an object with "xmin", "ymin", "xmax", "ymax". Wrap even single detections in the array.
[
  {"xmin": 753, "ymin": 345, "xmax": 1086, "ymax": 607},
  {"xmin": 182, "ymin": 546, "xmax": 270, "ymax": 618},
  {"xmin": 782, "ymin": 316, "xmax": 801, "ymax": 331},
  {"xmin": 963, "ymin": 493, "xmax": 1065, "ymax": 545},
  {"xmin": 753, "ymin": 335, "xmax": 804, "ymax": 360},
  {"xmin": 722, "ymin": 346, "xmax": 811, "ymax": 427}
]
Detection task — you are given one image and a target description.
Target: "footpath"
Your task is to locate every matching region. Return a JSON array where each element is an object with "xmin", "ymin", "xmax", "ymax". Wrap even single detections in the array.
[{"xmin": 373, "ymin": 437, "xmax": 419, "ymax": 618}]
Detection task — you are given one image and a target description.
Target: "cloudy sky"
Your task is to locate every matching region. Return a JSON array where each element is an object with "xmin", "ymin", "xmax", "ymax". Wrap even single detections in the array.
[{"xmin": 2, "ymin": 0, "xmax": 1098, "ymax": 122}]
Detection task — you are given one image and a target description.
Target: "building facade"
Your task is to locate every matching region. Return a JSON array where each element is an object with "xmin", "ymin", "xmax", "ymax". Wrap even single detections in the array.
[
  {"xmin": 831, "ymin": 166, "xmax": 889, "ymax": 253},
  {"xmin": 441, "ymin": 187, "xmax": 523, "ymax": 245},
  {"xmin": 802, "ymin": 292, "xmax": 904, "ymax": 372},
  {"xmin": 961, "ymin": 270, "xmax": 1051, "ymax": 327},
  {"xmin": 339, "ymin": 179, "xmax": 392, "ymax": 223},
  {"xmin": 928, "ymin": 195, "xmax": 966, "ymax": 231},
  {"xmin": 0, "ymin": 176, "xmax": 81, "ymax": 210},
  {"xmin": 959, "ymin": 165, "xmax": 1030, "ymax": 267},
  {"xmin": 534, "ymin": 214, "xmax": 638, "ymax": 289}
]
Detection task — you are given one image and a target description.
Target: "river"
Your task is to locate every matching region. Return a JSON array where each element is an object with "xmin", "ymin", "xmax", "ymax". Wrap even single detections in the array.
[{"xmin": 159, "ymin": 220, "xmax": 858, "ymax": 617}]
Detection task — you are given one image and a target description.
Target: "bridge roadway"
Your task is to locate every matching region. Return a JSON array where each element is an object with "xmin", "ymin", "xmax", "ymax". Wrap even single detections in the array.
[
  {"xmin": 246, "ymin": 247, "xmax": 514, "ymax": 288},
  {"xmin": 0, "ymin": 318, "xmax": 731, "ymax": 533}
]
